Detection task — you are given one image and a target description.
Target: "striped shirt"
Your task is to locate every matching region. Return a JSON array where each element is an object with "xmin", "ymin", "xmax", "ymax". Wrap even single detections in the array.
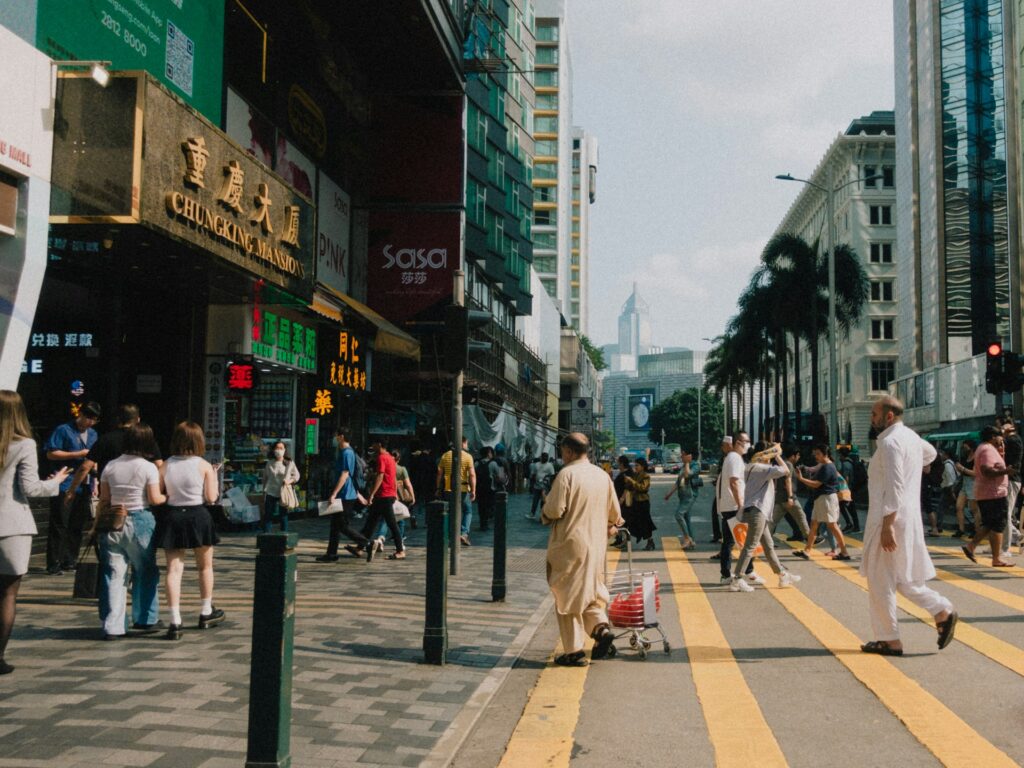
[{"xmin": 438, "ymin": 449, "xmax": 473, "ymax": 492}]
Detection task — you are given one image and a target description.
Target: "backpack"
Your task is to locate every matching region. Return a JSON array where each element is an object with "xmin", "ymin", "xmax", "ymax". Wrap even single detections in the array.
[
  {"xmin": 490, "ymin": 458, "xmax": 509, "ymax": 491},
  {"xmin": 350, "ymin": 448, "xmax": 366, "ymax": 492},
  {"xmin": 851, "ymin": 457, "xmax": 867, "ymax": 490},
  {"xmin": 476, "ymin": 459, "xmax": 494, "ymax": 495}
]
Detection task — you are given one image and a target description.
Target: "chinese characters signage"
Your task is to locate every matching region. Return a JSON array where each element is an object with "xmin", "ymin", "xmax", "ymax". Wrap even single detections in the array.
[
  {"xmin": 252, "ymin": 309, "xmax": 317, "ymax": 374},
  {"xmin": 329, "ymin": 330, "xmax": 366, "ymax": 391},
  {"xmin": 138, "ymin": 78, "xmax": 314, "ymax": 298},
  {"xmin": 204, "ymin": 360, "xmax": 226, "ymax": 462},
  {"xmin": 226, "ymin": 362, "xmax": 257, "ymax": 391},
  {"xmin": 310, "ymin": 391, "xmax": 333, "ymax": 416}
]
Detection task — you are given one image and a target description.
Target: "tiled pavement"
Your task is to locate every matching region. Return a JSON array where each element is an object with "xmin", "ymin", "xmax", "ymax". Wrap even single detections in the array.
[{"xmin": 0, "ymin": 494, "xmax": 553, "ymax": 768}]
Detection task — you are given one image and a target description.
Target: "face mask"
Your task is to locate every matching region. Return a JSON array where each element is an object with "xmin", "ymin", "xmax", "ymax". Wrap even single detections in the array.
[{"xmin": 274, "ymin": 448, "xmax": 285, "ymax": 459}]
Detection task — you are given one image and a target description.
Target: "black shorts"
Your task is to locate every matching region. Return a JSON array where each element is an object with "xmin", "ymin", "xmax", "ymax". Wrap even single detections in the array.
[{"xmin": 977, "ymin": 497, "xmax": 1008, "ymax": 533}]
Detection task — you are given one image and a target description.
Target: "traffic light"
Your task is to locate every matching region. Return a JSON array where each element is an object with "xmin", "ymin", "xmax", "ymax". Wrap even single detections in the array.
[
  {"xmin": 987, "ymin": 342, "xmax": 1004, "ymax": 394},
  {"xmin": 1003, "ymin": 350, "xmax": 1024, "ymax": 393},
  {"xmin": 443, "ymin": 305, "xmax": 492, "ymax": 373}
]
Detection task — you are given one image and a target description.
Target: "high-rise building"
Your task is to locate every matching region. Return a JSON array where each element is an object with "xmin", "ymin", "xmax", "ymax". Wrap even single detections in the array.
[
  {"xmin": 774, "ymin": 111, "xmax": 897, "ymax": 447},
  {"xmin": 894, "ymin": 0, "xmax": 1016, "ymax": 373},
  {"xmin": 532, "ymin": 1, "xmax": 597, "ymax": 332},
  {"xmin": 570, "ymin": 127, "xmax": 598, "ymax": 333}
]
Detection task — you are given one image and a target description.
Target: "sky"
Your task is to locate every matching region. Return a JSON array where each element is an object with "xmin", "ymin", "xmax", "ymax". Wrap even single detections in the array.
[{"xmin": 569, "ymin": 0, "xmax": 896, "ymax": 351}]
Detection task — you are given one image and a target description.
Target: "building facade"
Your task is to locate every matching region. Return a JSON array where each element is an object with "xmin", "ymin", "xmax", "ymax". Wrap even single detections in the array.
[
  {"xmin": 569, "ymin": 127, "xmax": 597, "ymax": 334},
  {"xmin": 774, "ymin": 112, "xmax": 898, "ymax": 449},
  {"xmin": 894, "ymin": 0, "xmax": 1017, "ymax": 375}
]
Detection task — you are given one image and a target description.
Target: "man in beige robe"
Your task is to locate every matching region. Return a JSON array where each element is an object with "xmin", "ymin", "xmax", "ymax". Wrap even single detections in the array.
[{"xmin": 542, "ymin": 432, "xmax": 624, "ymax": 666}]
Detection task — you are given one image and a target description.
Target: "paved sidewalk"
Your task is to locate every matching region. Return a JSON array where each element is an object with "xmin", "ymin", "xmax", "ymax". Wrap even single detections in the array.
[{"xmin": 0, "ymin": 494, "xmax": 554, "ymax": 768}]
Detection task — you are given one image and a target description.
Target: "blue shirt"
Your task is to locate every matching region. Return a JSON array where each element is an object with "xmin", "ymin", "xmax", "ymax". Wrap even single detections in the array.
[
  {"xmin": 334, "ymin": 446, "xmax": 358, "ymax": 501},
  {"xmin": 45, "ymin": 422, "xmax": 98, "ymax": 493}
]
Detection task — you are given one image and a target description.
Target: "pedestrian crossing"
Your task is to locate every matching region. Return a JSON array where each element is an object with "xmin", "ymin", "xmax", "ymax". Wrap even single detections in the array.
[{"xmin": 495, "ymin": 519, "xmax": 1024, "ymax": 767}]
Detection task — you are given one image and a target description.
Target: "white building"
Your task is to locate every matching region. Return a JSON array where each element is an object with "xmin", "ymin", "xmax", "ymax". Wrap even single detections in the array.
[
  {"xmin": 774, "ymin": 111, "xmax": 897, "ymax": 449},
  {"xmin": 532, "ymin": 1, "xmax": 597, "ymax": 335}
]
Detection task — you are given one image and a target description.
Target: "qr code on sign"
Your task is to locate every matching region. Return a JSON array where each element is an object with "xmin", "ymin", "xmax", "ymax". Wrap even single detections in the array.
[{"xmin": 165, "ymin": 20, "xmax": 194, "ymax": 97}]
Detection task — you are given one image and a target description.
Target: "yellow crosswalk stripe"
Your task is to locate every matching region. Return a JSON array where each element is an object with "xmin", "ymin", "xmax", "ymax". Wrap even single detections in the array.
[
  {"xmin": 766, "ymin": 575, "xmax": 1017, "ymax": 768},
  {"xmin": 777, "ymin": 537, "xmax": 1024, "ymax": 678},
  {"xmin": 844, "ymin": 535, "xmax": 1024, "ymax": 613},
  {"xmin": 926, "ymin": 541, "xmax": 1024, "ymax": 578},
  {"xmin": 497, "ymin": 546, "xmax": 621, "ymax": 768},
  {"xmin": 664, "ymin": 538, "xmax": 788, "ymax": 768}
]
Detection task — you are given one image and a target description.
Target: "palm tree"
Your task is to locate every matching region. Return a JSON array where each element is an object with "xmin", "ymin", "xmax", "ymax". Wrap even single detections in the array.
[{"xmin": 760, "ymin": 234, "xmax": 868, "ymax": 442}]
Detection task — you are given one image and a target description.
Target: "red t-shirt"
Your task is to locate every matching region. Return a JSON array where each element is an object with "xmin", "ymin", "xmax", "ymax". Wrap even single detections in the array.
[{"xmin": 375, "ymin": 450, "xmax": 398, "ymax": 499}]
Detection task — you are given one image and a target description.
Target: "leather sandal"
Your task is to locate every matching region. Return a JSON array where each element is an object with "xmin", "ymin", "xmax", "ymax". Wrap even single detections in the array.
[
  {"xmin": 936, "ymin": 611, "xmax": 958, "ymax": 650},
  {"xmin": 860, "ymin": 640, "xmax": 903, "ymax": 656},
  {"xmin": 553, "ymin": 650, "xmax": 588, "ymax": 667}
]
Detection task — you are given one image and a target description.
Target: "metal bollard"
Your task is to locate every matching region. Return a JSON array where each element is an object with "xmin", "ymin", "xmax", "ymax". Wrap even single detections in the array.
[
  {"xmin": 424, "ymin": 500, "xmax": 449, "ymax": 665},
  {"xmin": 246, "ymin": 532, "xmax": 298, "ymax": 768},
  {"xmin": 492, "ymin": 491, "xmax": 507, "ymax": 602}
]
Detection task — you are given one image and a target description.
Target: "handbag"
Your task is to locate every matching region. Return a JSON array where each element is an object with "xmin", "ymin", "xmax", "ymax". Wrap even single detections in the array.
[
  {"xmin": 72, "ymin": 535, "xmax": 101, "ymax": 600},
  {"xmin": 279, "ymin": 483, "xmax": 299, "ymax": 510},
  {"xmin": 93, "ymin": 501, "xmax": 128, "ymax": 532}
]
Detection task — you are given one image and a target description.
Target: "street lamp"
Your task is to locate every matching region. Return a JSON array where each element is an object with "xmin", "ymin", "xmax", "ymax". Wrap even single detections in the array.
[{"xmin": 775, "ymin": 171, "xmax": 882, "ymax": 447}]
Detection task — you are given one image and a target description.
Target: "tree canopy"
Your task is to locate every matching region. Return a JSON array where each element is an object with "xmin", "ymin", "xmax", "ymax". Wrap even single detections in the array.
[
  {"xmin": 646, "ymin": 388, "xmax": 724, "ymax": 459},
  {"xmin": 579, "ymin": 334, "xmax": 608, "ymax": 371}
]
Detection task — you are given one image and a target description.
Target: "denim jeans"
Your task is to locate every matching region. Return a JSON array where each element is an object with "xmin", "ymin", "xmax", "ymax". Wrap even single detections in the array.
[
  {"xmin": 364, "ymin": 497, "xmax": 403, "ymax": 552},
  {"xmin": 98, "ymin": 509, "xmax": 159, "ymax": 635},
  {"xmin": 530, "ymin": 489, "xmax": 545, "ymax": 516},
  {"xmin": 260, "ymin": 494, "xmax": 289, "ymax": 533},
  {"xmin": 442, "ymin": 491, "xmax": 473, "ymax": 535},
  {"xmin": 673, "ymin": 492, "xmax": 696, "ymax": 538},
  {"xmin": 374, "ymin": 517, "xmax": 406, "ymax": 541}
]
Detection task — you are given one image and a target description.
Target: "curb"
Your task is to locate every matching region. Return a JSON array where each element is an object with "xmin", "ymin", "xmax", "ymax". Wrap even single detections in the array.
[{"xmin": 420, "ymin": 591, "xmax": 555, "ymax": 768}]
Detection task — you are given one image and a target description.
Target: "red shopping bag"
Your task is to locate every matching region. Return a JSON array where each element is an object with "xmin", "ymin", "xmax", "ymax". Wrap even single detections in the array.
[{"xmin": 608, "ymin": 576, "xmax": 661, "ymax": 627}]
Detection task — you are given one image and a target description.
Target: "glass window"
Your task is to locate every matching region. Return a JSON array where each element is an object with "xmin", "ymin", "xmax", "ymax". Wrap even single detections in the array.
[
  {"xmin": 534, "ymin": 139, "xmax": 558, "ymax": 156},
  {"xmin": 882, "ymin": 165, "xmax": 895, "ymax": 188},
  {"xmin": 535, "ymin": 92, "xmax": 558, "ymax": 110},
  {"xmin": 870, "ymin": 242, "xmax": 894, "ymax": 263},
  {"xmin": 870, "ymin": 280, "xmax": 894, "ymax": 301},
  {"xmin": 536, "ymin": 47, "xmax": 558, "ymax": 65},
  {"xmin": 870, "ymin": 319, "xmax": 895, "ymax": 340},
  {"xmin": 871, "ymin": 360, "xmax": 895, "ymax": 391},
  {"xmin": 844, "ymin": 362, "xmax": 851, "ymax": 394},
  {"xmin": 533, "ymin": 161, "xmax": 557, "ymax": 179},
  {"xmin": 534, "ymin": 255, "xmax": 556, "ymax": 273},
  {"xmin": 534, "ymin": 116, "xmax": 558, "ymax": 133},
  {"xmin": 533, "ymin": 231, "xmax": 557, "ymax": 249},
  {"xmin": 534, "ymin": 185, "xmax": 555, "ymax": 202},
  {"xmin": 864, "ymin": 164, "xmax": 877, "ymax": 188},
  {"xmin": 535, "ymin": 70, "xmax": 558, "ymax": 88},
  {"xmin": 533, "ymin": 208, "xmax": 556, "ymax": 226},
  {"xmin": 536, "ymin": 21, "xmax": 558, "ymax": 42},
  {"xmin": 870, "ymin": 205, "xmax": 893, "ymax": 225}
]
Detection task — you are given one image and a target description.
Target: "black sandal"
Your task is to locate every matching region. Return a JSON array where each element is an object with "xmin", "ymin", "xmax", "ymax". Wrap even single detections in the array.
[
  {"xmin": 591, "ymin": 625, "xmax": 615, "ymax": 660},
  {"xmin": 961, "ymin": 545, "xmax": 977, "ymax": 563},
  {"xmin": 936, "ymin": 611, "xmax": 958, "ymax": 650},
  {"xmin": 860, "ymin": 640, "xmax": 903, "ymax": 657},
  {"xmin": 553, "ymin": 650, "xmax": 588, "ymax": 667}
]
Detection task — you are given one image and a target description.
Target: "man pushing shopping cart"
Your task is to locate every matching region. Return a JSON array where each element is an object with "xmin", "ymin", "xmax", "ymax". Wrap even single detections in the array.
[{"xmin": 541, "ymin": 432, "xmax": 625, "ymax": 667}]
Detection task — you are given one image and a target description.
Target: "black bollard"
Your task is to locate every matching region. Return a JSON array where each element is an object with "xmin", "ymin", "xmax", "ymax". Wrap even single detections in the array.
[
  {"xmin": 424, "ymin": 500, "xmax": 449, "ymax": 665},
  {"xmin": 492, "ymin": 491, "xmax": 507, "ymax": 602},
  {"xmin": 246, "ymin": 532, "xmax": 298, "ymax": 768}
]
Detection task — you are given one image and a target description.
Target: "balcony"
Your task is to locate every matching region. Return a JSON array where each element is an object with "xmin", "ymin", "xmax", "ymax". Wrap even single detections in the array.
[{"xmin": 466, "ymin": 298, "xmax": 547, "ymax": 417}]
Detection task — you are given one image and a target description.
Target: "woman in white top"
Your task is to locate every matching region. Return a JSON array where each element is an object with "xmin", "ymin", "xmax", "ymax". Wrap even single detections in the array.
[
  {"xmin": 260, "ymin": 440, "xmax": 299, "ymax": 533},
  {"xmin": 97, "ymin": 423, "xmax": 165, "ymax": 640},
  {"xmin": 0, "ymin": 391, "xmax": 70, "ymax": 675},
  {"xmin": 158, "ymin": 421, "xmax": 223, "ymax": 641}
]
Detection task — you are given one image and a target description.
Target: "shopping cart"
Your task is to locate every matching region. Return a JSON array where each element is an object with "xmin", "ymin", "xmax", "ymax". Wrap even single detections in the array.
[{"xmin": 604, "ymin": 529, "xmax": 670, "ymax": 660}]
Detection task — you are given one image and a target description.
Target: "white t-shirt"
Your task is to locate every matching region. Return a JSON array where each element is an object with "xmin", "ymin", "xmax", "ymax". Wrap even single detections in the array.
[
  {"xmin": 101, "ymin": 455, "xmax": 160, "ymax": 510},
  {"xmin": 717, "ymin": 452, "xmax": 745, "ymax": 514},
  {"xmin": 164, "ymin": 456, "xmax": 208, "ymax": 506}
]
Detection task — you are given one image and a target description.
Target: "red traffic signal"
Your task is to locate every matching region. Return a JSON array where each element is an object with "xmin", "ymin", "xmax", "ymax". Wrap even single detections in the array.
[{"xmin": 989, "ymin": 342, "xmax": 1003, "ymax": 357}]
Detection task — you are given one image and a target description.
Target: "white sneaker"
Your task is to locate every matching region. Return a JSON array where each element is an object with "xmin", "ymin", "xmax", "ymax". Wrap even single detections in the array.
[
  {"xmin": 746, "ymin": 572, "xmax": 766, "ymax": 586},
  {"xmin": 720, "ymin": 576, "xmax": 733, "ymax": 585},
  {"xmin": 779, "ymin": 572, "xmax": 802, "ymax": 588},
  {"xmin": 730, "ymin": 577, "xmax": 755, "ymax": 593}
]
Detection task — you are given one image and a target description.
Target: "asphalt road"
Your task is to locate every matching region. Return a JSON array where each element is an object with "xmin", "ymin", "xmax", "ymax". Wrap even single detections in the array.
[{"xmin": 453, "ymin": 473, "xmax": 1024, "ymax": 768}]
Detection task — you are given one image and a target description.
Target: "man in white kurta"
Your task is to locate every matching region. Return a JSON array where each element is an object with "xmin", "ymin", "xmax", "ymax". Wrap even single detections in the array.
[
  {"xmin": 860, "ymin": 396, "xmax": 957, "ymax": 655},
  {"xmin": 542, "ymin": 433, "xmax": 624, "ymax": 666}
]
